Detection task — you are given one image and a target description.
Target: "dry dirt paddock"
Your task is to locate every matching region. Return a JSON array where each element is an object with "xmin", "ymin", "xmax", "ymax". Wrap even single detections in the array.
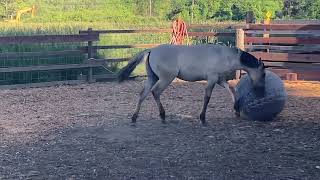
[{"xmin": 0, "ymin": 78, "xmax": 319, "ymax": 180}]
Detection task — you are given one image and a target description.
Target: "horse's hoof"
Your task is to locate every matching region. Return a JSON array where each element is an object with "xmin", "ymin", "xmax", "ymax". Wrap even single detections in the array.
[
  {"xmin": 200, "ymin": 114, "xmax": 206, "ymax": 123},
  {"xmin": 161, "ymin": 119, "xmax": 166, "ymax": 124},
  {"xmin": 200, "ymin": 120, "xmax": 207, "ymax": 126},
  {"xmin": 200, "ymin": 118, "xmax": 207, "ymax": 126},
  {"xmin": 201, "ymin": 121, "xmax": 208, "ymax": 127},
  {"xmin": 160, "ymin": 112, "xmax": 165, "ymax": 121},
  {"xmin": 130, "ymin": 122, "xmax": 137, "ymax": 127},
  {"xmin": 234, "ymin": 111, "xmax": 240, "ymax": 117},
  {"xmin": 131, "ymin": 114, "xmax": 138, "ymax": 123}
]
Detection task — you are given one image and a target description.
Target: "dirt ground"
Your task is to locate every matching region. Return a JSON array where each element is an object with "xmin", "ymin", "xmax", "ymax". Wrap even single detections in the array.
[{"xmin": 0, "ymin": 78, "xmax": 319, "ymax": 180}]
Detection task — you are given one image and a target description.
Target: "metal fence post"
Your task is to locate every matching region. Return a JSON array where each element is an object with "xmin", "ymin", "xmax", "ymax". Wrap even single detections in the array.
[{"xmin": 87, "ymin": 28, "xmax": 94, "ymax": 83}]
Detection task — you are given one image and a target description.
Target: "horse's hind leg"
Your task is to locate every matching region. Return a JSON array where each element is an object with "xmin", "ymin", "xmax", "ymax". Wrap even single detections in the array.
[
  {"xmin": 151, "ymin": 77, "xmax": 175, "ymax": 123},
  {"xmin": 200, "ymin": 76, "xmax": 218, "ymax": 125},
  {"xmin": 132, "ymin": 78, "xmax": 156, "ymax": 123}
]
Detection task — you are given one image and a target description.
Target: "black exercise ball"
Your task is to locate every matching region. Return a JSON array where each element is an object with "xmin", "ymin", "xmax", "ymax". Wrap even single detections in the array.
[{"xmin": 234, "ymin": 70, "xmax": 287, "ymax": 121}]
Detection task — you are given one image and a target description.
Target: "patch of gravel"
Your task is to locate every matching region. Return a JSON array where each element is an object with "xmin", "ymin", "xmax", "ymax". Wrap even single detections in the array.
[{"xmin": 0, "ymin": 79, "xmax": 319, "ymax": 179}]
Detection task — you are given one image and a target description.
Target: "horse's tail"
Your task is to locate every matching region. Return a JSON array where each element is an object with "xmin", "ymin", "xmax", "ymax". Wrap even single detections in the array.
[{"xmin": 117, "ymin": 49, "xmax": 151, "ymax": 82}]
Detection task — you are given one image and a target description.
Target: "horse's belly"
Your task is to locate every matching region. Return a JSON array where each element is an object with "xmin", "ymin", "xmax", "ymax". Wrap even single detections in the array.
[{"xmin": 177, "ymin": 67, "xmax": 206, "ymax": 81}]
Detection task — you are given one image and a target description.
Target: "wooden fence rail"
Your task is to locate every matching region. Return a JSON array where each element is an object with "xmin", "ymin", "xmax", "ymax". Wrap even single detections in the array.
[
  {"xmin": 245, "ymin": 24, "xmax": 320, "ymax": 30},
  {"xmin": 0, "ymin": 34, "xmax": 99, "ymax": 44},
  {"xmin": 0, "ymin": 50, "xmax": 85, "ymax": 59}
]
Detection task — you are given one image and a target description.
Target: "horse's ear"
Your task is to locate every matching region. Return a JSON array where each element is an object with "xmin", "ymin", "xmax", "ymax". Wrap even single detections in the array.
[
  {"xmin": 258, "ymin": 58, "xmax": 265, "ymax": 69},
  {"xmin": 258, "ymin": 58, "xmax": 264, "ymax": 66}
]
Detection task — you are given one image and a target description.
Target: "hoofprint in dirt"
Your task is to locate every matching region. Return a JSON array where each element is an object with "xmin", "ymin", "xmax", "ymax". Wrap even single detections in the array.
[{"xmin": 0, "ymin": 79, "xmax": 319, "ymax": 179}]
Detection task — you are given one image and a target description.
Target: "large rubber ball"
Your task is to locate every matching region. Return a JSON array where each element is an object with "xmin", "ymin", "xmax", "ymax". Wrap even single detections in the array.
[{"xmin": 234, "ymin": 70, "xmax": 287, "ymax": 121}]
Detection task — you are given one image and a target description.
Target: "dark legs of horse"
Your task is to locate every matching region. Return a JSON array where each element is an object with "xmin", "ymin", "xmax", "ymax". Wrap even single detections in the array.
[
  {"xmin": 152, "ymin": 92, "xmax": 165, "ymax": 122},
  {"xmin": 200, "ymin": 79, "xmax": 217, "ymax": 125},
  {"xmin": 151, "ymin": 78, "xmax": 174, "ymax": 123},
  {"xmin": 132, "ymin": 76, "xmax": 174, "ymax": 123}
]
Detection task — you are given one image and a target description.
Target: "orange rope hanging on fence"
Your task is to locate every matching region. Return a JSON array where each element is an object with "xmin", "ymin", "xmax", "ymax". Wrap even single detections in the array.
[{"xmin": 170, "ymin": 18, "xmax": 189, "ymax": 45}]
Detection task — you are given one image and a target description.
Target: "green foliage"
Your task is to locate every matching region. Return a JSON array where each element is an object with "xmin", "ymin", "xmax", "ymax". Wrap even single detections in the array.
[
  {"xmin": 0, "ymin": 0, "xmax": 319, "ymax": 23},
  {"xmin": 307, "ymin": 0, "xmax": 320, "ymax": 19},
  {"xmin": 0, "ymin": 0, "xmax": 16, "ymax": 17},
  {"xmin": 279, "ymin": 0, "xmax": 320, "ymax": 19}
]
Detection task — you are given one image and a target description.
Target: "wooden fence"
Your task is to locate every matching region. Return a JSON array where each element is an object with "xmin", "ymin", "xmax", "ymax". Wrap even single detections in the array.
[
  {"xmin": 0, "ymin": 33, "xmax": 100, "ymax": 88},
  {"xmin": 0, "ymin": 22, "xmax": 319, "ymax": 89},
  {"xmin": 236, "ymin": 23, "xmax": 320, "ymax": 81},
  {"xmin": 0, "ymin": 27, "xmax": 234, "ymax": 88}
]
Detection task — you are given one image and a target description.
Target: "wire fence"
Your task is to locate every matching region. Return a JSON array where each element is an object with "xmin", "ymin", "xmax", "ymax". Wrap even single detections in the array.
[{"xmin": 0, "ymin": 41, "xmax": 88, "ymax": 85}]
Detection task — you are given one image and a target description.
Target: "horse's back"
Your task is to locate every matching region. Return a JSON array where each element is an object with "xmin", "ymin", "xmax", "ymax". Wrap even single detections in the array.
[
  {"xmin": 151, "ymin": 44, "xmax": 239, "ymax": 61},
  {"xmin": 148, "ymin": 44, "xmax": 240, "ymax": 81}
]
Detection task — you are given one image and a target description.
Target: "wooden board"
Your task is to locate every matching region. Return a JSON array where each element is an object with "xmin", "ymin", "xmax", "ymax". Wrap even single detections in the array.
[
  {"xmin": 268, "ymin": 68, "xmax": 320, "ymax": 81},
  {"xmin": 240, "ymin": 67, "xmax": 320, "ymax": 81},
  {"xmin": 247, "ymin": 24, "xmax": 320, "ymax": 30},
  {"xmin": 0, "ymin": 34, "xmax": 99, "ymax": 44},
  {"xmin": 0, "ymin": 50, "xmax": 85, "ymax": 59},
  {"xmin": 0, "ymin": 64, "xmax": 100, "ymax": 73},
  {"xmin": 245, "ymin": 45, "xmax": 320, "ymax": 53},
  {"xmin": 263, "ymin": 61, "xmax": 320, "ymax": 70},
  {"xmin": 272, "ymin": 20, "xmax": 320, "ymax": 24},
  {"xmin": 245, "ymin": 37, "xmax": 320, "ymax": 44},
  {"xmin": 79, "ymin": 29, "xmax": 172, "ymax": 34},
  {"xmin": 245, "ymin": 30, "xmax": 320, "ymax": 35},
  {"xmin": 250, "ymin": 52, "xmax": 320, "ymax": 63}
]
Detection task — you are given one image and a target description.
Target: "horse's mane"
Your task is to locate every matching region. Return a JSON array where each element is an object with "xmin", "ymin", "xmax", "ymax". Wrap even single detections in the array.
[{"xmin": 239, "ymin": 51, "xmax": 260, "ymax": 68}]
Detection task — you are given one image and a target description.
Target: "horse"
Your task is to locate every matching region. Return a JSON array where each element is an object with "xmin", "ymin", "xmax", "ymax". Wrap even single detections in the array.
[{"xmin": 117, "ymin": 44, "xmax": 266, "ymax": 125}]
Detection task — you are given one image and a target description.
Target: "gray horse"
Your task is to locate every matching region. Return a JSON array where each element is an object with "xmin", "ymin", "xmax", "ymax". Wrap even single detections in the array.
[{"xmin": 117, "ymin": 44, "xmax": 265, "ymax": 125}]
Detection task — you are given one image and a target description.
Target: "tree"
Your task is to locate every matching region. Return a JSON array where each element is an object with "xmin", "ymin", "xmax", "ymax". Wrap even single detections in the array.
[
  {"xmin": 0, "ymin": 0, "xmax": 318, "ymax": 23},
  {"xmin": 306, "ymin": 0, "xmax": 320, "ymax": 19},
  {"xmin": 214, "ymin": 0, "xmax": 234, "ymax": 21},
  {"xmin": 0, "ymin": 0, "xmax": 16, "ymax": 17},
  {"xmin": 166, "ymin": 0, "xmax": 190, "ymax": 20}
]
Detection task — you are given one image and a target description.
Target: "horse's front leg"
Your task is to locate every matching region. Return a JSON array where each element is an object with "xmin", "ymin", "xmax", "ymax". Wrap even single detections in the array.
[
  {"xmin": 218, "ymin": 80, "xmax": 241, "ymax": 117},
  {"xmin": 218, "ymin": 80, "xmax": 235, "ymax": 103},
  {"xmin": 200, "ymin": 78, "xmax": 218, "ymax": 125}
]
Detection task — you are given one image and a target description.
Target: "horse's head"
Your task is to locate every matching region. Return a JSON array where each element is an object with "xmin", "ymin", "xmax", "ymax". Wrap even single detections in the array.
[
  {"xmin": 239, "ymin": 51, "xmax": 266, "ymax": 96},
  {"xmin": 248, "ymin": 58, "xmax": 266, "ymax": 96}
]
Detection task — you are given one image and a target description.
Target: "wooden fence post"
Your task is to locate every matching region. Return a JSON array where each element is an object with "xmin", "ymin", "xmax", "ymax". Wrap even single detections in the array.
[
  {"xmin": 236, "ymin": 28, "xmax": 245, "ymax": 80},
  {"xmin": 286, "ymin": 73, "xmax": 298, "ymax": 81},
  {"xmin": 246, "ymin": 11, "xmax": 256, "ymax": 24},
  {"xmin": 87, "ymin": 28, "xmax": 94, "ymax": 83}
]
